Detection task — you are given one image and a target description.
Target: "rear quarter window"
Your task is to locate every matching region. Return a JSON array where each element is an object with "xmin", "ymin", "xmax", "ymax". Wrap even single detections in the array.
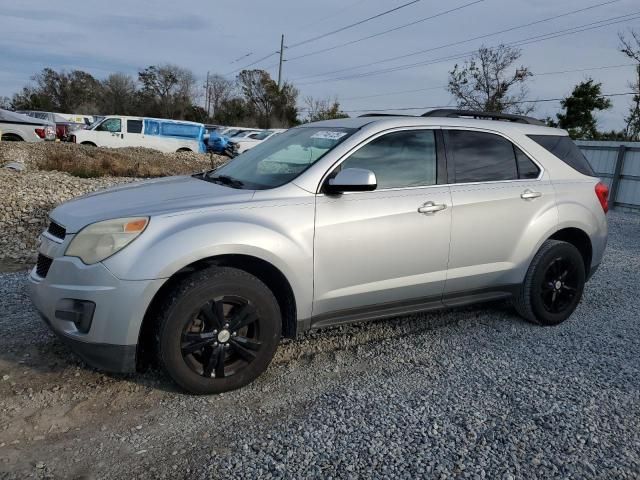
[{"xmin": 527, "ymin": 135, "xmax": 595, "ymax": 176}]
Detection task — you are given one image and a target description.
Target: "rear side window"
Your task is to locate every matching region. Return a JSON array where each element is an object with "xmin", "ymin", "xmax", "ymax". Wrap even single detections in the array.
[
  {"xmin": 527, "ymin": 135, "xmax": 595, "ymax": 176},
  {"xmin": 515, "ymin": 147, "xmax": 540, "ymax": 179},
  {"xmin": 446, "ymin": 130, "xmax": 517, "ymax": 183},
  {"xmin": 127, "ymin": 120, "xmax": 143, "ymax": 134}
]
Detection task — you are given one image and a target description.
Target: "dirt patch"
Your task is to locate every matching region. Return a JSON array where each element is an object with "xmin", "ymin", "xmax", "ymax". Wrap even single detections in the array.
[{"xmin": 0, "ymin": 141, "xmax": 226, "ymax": 177}]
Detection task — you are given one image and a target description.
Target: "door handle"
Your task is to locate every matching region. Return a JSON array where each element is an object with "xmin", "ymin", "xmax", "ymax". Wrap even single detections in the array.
[
  {"xmin": 417, "ymin": 201, "xmax": 447, "ymax": 214},
  {"xmin": 521, "ymin": 189, "xmax": 542, "ymax": 200}
]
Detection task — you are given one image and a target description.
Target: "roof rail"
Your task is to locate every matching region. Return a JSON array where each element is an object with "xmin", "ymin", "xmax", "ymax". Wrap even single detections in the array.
[
  {"xmin": 358, "ymin": 113, "xmax": 415, "ymax": 118},
  {"xmin": 421, "ymin": 109, "xmax": 544, "ymax": 126}
]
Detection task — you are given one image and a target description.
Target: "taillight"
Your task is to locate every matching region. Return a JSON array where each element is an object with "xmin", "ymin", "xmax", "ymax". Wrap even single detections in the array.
[
  {"xmin": 35, "ymin": 128, "xmax": 46, "ymax": 139},
  {"xmin": 595, "ymin": 182, "xmax": 609, "ymax": 213}
]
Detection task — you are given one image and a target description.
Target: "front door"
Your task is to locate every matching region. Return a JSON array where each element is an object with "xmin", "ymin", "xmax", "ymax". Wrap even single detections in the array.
[
  {"xmin": 313, "ymin": 128, "xmax": 452, "ymax": 319},
  {"xmin": 94, "ymin": 117, "xmax": 123, "ymax": 147}
]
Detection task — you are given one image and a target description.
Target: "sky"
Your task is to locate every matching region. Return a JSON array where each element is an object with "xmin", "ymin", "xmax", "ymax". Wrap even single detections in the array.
[{"xmin": 0, "ymin": 0, "xmax": 638, "ymax": 130}]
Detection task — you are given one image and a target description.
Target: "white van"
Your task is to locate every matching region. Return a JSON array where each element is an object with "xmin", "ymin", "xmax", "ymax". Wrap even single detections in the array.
[{"xmin": 70, "ymin": 116, "xmax": 206, "ymax": 153}]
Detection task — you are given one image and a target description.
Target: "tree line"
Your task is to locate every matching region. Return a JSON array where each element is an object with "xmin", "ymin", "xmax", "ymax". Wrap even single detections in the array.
[
  {"xmin": 3, "ymin": 65, "xmax": 347, "ymax": 128},
  {"xmin": 2, "ymin": 28, "xmax": 639, "ymax": 139}
]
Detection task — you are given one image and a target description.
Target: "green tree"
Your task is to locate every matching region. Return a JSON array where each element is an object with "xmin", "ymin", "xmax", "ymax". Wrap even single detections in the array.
[
  {"xmin": 556, "ymin": 79, "xmax": 612, "ymax": 139},
  {"xmin": 447, "ymin": 44, "xmax": 533, "ymax": 114},
  {"xmin": 138, "ymin": 64, "xmax": 197, "ymax": 119},
  {"xmin": 11, "ymin": 68, "xmax": 102, "ymax": 113},
  {"xmin": 236, "ymin": 69, "xmax": 299, "ymax": 128},
  {"xmin": 619, "ymin": 29, "xmax": 640, "ymax": 141},
  {"xmin": 215, "ymin": 97, "xmax": 252, "ymax": 126}
]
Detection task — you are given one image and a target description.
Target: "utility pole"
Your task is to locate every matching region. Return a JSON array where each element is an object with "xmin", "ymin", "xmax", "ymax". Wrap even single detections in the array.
[
  {"xmin": 277, "ymin": 34, "xmax": 285, "ymax": 88},
  {"xmin": 205, "ymin": 71, "xmax": 210, "ymax": 118}
]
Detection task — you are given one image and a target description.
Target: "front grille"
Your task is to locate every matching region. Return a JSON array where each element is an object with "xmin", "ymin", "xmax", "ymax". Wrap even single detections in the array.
[
  {"xmin": 36, "ymin": 254, "xmax": 53, "ymax": 278},
  {"xmin": 47, "ymin": 221, "xmax": 66, "ymax": 240}
]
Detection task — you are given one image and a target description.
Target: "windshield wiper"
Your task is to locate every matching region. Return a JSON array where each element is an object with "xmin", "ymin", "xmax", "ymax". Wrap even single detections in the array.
[{"xmin": 208, "ymin": 174, "xmax": 245, "ymax": 189}]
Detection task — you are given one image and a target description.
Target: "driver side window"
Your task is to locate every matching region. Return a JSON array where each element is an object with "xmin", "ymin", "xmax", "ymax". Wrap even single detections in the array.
[
  {"xmin": 96, "ymin": 118, "xmax": 121, "ymax": 133},
  {"xmin": 340, "ymin": 130, "xmax": 437, "ymax": 189}
]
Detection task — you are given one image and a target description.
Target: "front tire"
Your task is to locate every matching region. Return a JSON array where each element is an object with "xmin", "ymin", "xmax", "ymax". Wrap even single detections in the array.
[
  {"xmin": 156, "ymin": 266, "xmax": 281, "ymax": 394},
  {"xmin": 514, "ymin": 240, "xmax": 586, "ymax": 326}
]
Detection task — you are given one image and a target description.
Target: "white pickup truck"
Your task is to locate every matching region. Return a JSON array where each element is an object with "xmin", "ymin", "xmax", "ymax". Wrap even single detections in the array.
[
  {"xmin": 0, "ymin": 109, "xmax": 56, "ymax": 142},
  {"xmin": 71, "ymin": 116, "xmax": 206, "ymax": 153}
]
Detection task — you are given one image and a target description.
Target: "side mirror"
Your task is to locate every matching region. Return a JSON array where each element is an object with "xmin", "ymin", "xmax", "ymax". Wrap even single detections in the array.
[{"xmin": 325, "ymin": 168, "xmax": 377, "ymax": 194}]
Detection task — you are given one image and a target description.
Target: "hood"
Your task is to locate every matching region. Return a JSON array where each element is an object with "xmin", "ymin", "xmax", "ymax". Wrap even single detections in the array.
[{"xmin": 51, "ymin": 175, "xmax": 255, "ymax": 233}]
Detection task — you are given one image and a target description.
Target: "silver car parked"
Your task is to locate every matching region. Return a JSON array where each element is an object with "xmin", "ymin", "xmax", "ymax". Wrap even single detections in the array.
[{"xmin": 29, "ymin": 109, "xmax": 609, "ymax": 394}]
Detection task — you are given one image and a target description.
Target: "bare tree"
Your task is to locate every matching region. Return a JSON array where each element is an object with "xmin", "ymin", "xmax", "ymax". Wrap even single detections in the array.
[
  {"xmin": 303, "ymin": 96, "xmax": 349, "ymax": 122},
  {"xmin": 447, "ymin": 44, "xmax": 533, "ymax": 114},
  {"xmin": 619, "ymin": 29, "xmax": 640, "ymax": 140},
  {"xmin": 206, "ymin": 74, "xmax": 235, "ymax": 119},
  {"xmin": 100, "ymin": 73, "xmax": 136, "ymax": 115}
]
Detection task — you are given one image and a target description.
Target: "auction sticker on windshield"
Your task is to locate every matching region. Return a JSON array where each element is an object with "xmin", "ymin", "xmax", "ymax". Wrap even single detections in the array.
[{"xmin": 310, "ymin": 131, "xmax": 348, "ymax": 140}]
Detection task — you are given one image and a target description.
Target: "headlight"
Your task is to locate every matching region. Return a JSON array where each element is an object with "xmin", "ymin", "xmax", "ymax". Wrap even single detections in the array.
[{"xmin": 66, "ymin": 217, "xmax": 149, "ymax": 264}]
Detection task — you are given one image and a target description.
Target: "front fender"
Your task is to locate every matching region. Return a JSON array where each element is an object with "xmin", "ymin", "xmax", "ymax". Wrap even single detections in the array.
[{"xmin": 102, "ymin": 204, "xmax": 315, "ymax": 320}]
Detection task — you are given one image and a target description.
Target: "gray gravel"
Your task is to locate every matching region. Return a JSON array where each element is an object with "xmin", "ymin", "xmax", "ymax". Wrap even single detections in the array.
[{"xmin": 1, "ymin": 212, "xmax": 639, "ymax": 479}]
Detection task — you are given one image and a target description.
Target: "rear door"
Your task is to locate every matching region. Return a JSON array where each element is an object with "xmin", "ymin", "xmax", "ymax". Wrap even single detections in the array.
[
  {"xmin": 442, "ymin": 128, "xmax": 557, "ymax": 297},
  {"xmin": 313, "ymin": 128, "xmax": 452, "ymax": 319}
]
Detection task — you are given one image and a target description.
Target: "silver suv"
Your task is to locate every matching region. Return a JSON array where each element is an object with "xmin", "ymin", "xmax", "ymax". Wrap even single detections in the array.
[{"xmin": 29, "ymin": 109, "xmax": 609, "ymax": 394}]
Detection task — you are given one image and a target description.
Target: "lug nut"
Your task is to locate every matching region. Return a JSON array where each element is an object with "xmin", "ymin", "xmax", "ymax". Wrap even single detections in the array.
[{"xmin": 213, "ymin": 330, "xmax": 218, "ymax": 334}]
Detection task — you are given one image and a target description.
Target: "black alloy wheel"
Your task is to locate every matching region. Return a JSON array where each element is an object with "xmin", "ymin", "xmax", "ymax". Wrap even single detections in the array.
[
  {"xmin": 181, "ymin": 296, "xmax": 262, "ymax": 379},
  {"xmin": 514, "ymin": 240, "xmax": 586, "ymax": 325},
  {"xmin": 157, "ymin": 266, "xmax": 281, "ymax": 394},
  {"xmin": 539, "ymin": 256, "xmax": 580, "ymax": 314}
]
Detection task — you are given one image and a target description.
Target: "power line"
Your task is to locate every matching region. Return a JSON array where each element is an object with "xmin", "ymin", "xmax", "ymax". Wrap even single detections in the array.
[
  {"xmin": 342, "ymin": 85, "xmax": 447, "ymax": 101},
  {"xmin": 287, "ymin": 0, "xmax": 485, "ymax": 62},
  {"xmin": 287, "ymin": 0, "xmax": 423, "ymax": 50},
  {"xmin": 296, "ymin": 0, "xmax": 369, "ymax": 31},
  {"xmin": 292, "ymin": 0, "xmax": 621, "ymax": 81},
  {"xmin": 225, "ymin": 51, "xmax": 279, "ymax": 76},
  {"xmin": 296, "ymin": 11, "xmax": 640, "ymax": 85},
  {"xmin": 338, "ymin": 92, "xmax": 636, "ymax": 113},
  {"xmin": 341, "ymin": 63, "xmax": 637, "ymax": 102}
]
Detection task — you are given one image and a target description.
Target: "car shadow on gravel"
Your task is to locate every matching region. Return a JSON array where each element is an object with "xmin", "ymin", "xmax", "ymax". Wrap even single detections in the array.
[{"xmin": 1, "ymin": 265, "xmax": 520, "ymax": 395}]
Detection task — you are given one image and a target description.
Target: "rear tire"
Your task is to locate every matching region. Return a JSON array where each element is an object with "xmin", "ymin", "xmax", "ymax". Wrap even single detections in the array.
[
  {"xmin": 514, "ymin": 240, "xmax": 585, "ymax": 326},
  {"xmin": 156, "ymin": 266, "xmax": 281, "ymax": 394},
  {"xmin": 80, "ymin": 141, "xmax": 96, "ymax": 147},
  {"xmin": 1, "ymin": 134, "xmax": 23, "ymax": 141}
]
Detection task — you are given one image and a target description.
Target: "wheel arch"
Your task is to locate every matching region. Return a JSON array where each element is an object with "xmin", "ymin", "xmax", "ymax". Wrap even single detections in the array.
[
  {"xmin": 1, "ymin": 132, "xmax": 24, "ymax": 141},
  {"xmin": 548, "ymin": 227, "xmax": 592, "ymax": 275},
  {"xmin": 137, "ymin": 253, "xmax": 298, "ymax": 368}
]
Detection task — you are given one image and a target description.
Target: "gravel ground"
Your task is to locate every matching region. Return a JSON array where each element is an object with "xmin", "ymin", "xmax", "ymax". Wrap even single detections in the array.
[{"xmin": 0, "ymin": 212, "xmax": 639, "ymax": 479}]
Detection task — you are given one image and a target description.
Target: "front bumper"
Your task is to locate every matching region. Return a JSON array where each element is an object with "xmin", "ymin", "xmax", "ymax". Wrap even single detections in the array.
[{"xmin": 28, "ymin": 254, "xmax": 165, "ymax": 373}]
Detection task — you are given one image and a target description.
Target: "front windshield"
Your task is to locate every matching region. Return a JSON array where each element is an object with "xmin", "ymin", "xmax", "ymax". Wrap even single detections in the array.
[{"xmin": 209, "ymin": 126, "xmax": 356, "ymax": 189}]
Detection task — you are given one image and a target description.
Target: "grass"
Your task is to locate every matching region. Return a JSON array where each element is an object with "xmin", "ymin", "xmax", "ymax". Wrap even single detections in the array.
[{"xmin": 36, "ymin": 145, "xmax": 214, "ymax": 178}]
